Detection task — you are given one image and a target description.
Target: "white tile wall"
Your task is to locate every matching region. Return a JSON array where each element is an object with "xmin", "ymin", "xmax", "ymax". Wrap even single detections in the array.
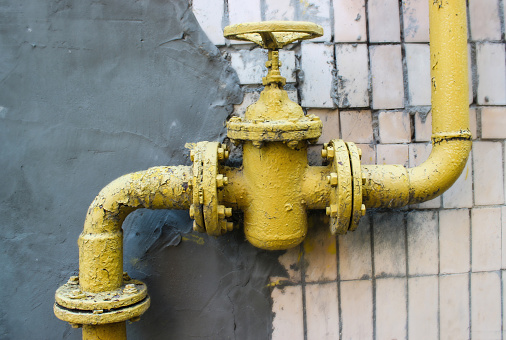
[
  {"xmin": 375, "ymin": 278, "xmax": 407, "ymax": 340},
  {"xmin": 367, "ymin": 0, "xmax": 401, "ymax": 42},
  {"xmin": 335, "ymin": 44, "xmax": 369, "ymax": 108},
  {"xmin": 471, "ymin": 272, "xmax": 502, "ymax": 340},
  {"xmin": 405, "ymin": 44, "xmax": 431, "ymax": 106},
  {"xmin": 300, "ymin": 43, "xmax": 335, "ymax": 108},
  {"xmin": 370, "ymin": 45, "xmax": 404, "ymax": 109},
  {"xmin": 469, "ymin": 0, "xmax": 502, "ymax": 41},
  {"xmin": 402, "ymin": 0, "xmax": 429, "ymax": 42},
  {"xmin": 408, "ymin": 276, "xmax": 439, "ymax": 340},
  {"xmin": 333, "ymin": 0, "xmax": 367, "ymax": 42},
  {"xmin": 476, "ymin": 43, "xmax": 506, "ymax": 105}
]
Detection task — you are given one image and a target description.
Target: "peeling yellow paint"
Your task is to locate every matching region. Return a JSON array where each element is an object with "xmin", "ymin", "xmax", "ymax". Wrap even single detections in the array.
[{"xmin": 56, "ymin": 12, "xmax": 472, "ymax": 338}]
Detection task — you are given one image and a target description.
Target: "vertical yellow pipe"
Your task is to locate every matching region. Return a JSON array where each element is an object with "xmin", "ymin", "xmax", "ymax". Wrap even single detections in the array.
[
  {"xmin": 79, "ymin": 166, "xmax": 191, "ymax": 339},
  {"xmin": 362, "ymin": 0, "xmax": 471, "ymax": 207},
  {"xmin": 82, "ymin": 323, "xmax": 127, "ymax": 340}
]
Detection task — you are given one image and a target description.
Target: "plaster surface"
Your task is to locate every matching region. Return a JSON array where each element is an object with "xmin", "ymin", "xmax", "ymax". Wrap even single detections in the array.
[{"xmin": 0, "ymin": 0, "xmax": 283, "ymax": 338}]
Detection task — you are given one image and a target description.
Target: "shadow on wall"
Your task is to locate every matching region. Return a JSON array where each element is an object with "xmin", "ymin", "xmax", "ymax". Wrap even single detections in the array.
[{"xmin": 0, "ymin": 0, "xmax": 286, "ymax": 338}]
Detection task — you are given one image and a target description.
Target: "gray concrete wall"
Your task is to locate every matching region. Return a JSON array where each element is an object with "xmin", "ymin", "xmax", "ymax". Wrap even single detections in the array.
[{"xmin": 0, "ymin": 1, "xmax": 282, "ymax": 338}]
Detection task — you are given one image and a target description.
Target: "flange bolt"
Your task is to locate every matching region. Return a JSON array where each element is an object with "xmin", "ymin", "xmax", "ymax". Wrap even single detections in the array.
[
  {"xmin": 327, "ymin": 172, "xmax": 338, "ymax": 186},
  {"xmin": 216, "ymin": 174, "xmax": 228, "ymax": 188},
  {"xmin": 123, "ymin": 284, "xmax": 138, "ymax": 295},
  {"xmin": 325, "ymin": 204, "xmax": 338, "ymax": 217}
]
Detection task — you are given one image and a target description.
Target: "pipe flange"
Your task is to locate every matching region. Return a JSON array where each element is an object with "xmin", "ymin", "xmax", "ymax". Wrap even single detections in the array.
[
  {"xmin": 346, "ymin": 142, "xmax": 364, "ymax": 231},
  {"xmin": 227, "ymin": 115, "xmax": 322, "ymax": 147},
  {"xmin": 190, "ymin": 143, "xmax": 205, "ymax": 233},
  {"xmin": 323, "ymin": 140, "xmax": 352, "ymax": 234},
  {"xmin": 190, "ymin": 142, "xmax": 233, "ymax": 236},
  {"xmin": 322, "ymin": 140, "xmax": 364, "ymax": 234},
  {"xmin": 54, "ymin": 274, "xmax": 150, "ymax": 326}
]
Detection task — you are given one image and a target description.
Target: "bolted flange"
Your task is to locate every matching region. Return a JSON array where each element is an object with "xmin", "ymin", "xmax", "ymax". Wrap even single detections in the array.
[
  {"xmin": 324, "ymin": 140, "xmax": 364, "ymax": 234},
  {"xmin": 54, "ymin": 273, "xmax": 150, "ymax": 327},
  {"xmin": 189, "ymin": 142, "xmax": 234, "ymax": 236}
]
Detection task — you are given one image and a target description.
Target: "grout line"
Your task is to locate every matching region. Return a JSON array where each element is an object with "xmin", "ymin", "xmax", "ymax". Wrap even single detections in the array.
[
  {"xmin": 370, "ymin": 212, "xmax": 377, "ymax": 340},
  {"xmin": 398, "ymin": 0, "xmax": 410, "ymax": 110},
  {"xmin": 404, "ymin": 212, "xmax": 410, "ymax": 339},
  {"xmin": 436, "ymin": 210, "xmax": 441, "ymax": 340},
  {"xmin": 259, "ymin": 0, "xmax": 266, "ymax": 21},
  {"xmin": 501, "ymin": 207, "xmax": 504, "ymax": 340},
  {"xmin": 300, "ymin": 243, "xmax": 308, "ymax": 340},
  {"xmin": 498, "ymin": 0, "xmax": 505, "ymax": 40},
  {"xmin": 364, "ymin": 0, "xmax": 374, "ymax": 110},
  {"xmin": 468, "ymin": 208, "xmax": 473, "ymax": 340},
  {"xmin": 329, "ymin": 0, "xmax": 335, "ymax": 43},
  {"xmin": 336, "ymin": 233, "xmax": 343, "ymax": 340}
]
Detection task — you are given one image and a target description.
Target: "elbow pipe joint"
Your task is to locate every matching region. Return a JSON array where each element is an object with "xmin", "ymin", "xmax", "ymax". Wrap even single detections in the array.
[{"xmin": 54, "ymin": 166, "xmax": 192, "ymax": 331}]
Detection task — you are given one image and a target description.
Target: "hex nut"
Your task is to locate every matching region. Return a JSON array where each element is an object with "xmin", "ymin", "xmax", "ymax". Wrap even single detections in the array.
[
  {"xmin": 189, "ymin": 204, "xmax": 195, "ymax": 219},
  {"xmin": 216, "ymin": 174, "xmax": 228, "ymax": 188},
  {"xmin": 123, "ymin": 284, "xmax": 138, "ymax": 295},
  {"xmin": 327, "ymin": 172, "xmax": 338, "ymax": 186},
  {"xmin": 325, "ymin": 204, "xmax": 338, "ymax": 217},
  {"xmin": 218, "ymin": 205, "xmax": 226, "ymax": 219}
]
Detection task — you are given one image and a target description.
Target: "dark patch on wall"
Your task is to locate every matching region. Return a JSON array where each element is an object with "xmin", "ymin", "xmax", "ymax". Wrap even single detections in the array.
[{"xmin": 0, "ymin": 0, "xmax": 283, "ymax": 338}]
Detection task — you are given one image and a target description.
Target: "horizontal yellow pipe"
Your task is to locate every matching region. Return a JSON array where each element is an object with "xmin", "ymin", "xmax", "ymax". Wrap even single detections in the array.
[{"xmin": 363, "ymin": 0, "xmax": 471, "ymax": 208}]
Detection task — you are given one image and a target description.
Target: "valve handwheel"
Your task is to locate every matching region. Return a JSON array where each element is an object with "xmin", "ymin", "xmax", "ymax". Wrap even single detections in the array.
[{"xmin": 224, "ymin": 21, "xmax": 323, "ymax": 49}]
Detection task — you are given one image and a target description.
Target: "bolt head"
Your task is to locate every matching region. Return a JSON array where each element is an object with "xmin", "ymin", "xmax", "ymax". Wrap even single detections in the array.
[
  {"xmin": 326, "ymin": 146, "xmax": 335, "ymax": 159},
  {"xmin": 123, "ymin": 272, "xmax": 131, "ymax": 281},
  {"xmin": 217, "ymin": 205, "xmax": 225, "ymax": 219},
  {"xmin": 321, "ymin": 148, "xmax": 328, "ymax": 158},
  {"xmin": 123, "ymin": 283, "xmax": 138, "ymax": 294},
  {"xmin": 325, "ymin": 204, "xmax": 338, "ymax": 217},
  {"xmin": 357, "ymin": 147, "xmax": 362, "ymax": 160},
  {"xmin": 328, "ymin": 173, "xmax": 338, "ymax": 186},
  {"xmin": 225, "ymin": 207, "xmax": 233, "ymax": 217},
  {"xmin": 218, "ymin": 148, "xmax": 226, "ymax": 160},
  {"xmin": 287, "ymin": 140, "xmax": 299, "ymax": 149},
  {"xmin": 216, "ymin": 174, "xmax": 228, "ymax": 188},
  {"xmin": 361, "ymin": 204, "xmax": 366, "ymax": 216}
]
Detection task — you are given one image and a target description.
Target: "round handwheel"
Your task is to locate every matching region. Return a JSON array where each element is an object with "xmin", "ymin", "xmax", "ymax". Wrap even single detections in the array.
[{"xmin": 224, "ymin": 21, "xmax": 323, "ymax": 49}]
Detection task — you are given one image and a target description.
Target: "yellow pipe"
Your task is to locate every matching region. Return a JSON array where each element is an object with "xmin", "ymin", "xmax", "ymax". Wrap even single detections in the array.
[
  {"xmin": 78, "ymin": 165, "xmax": 191, "ymax": 339},
  {"xmin": 362, "ymin": 0, "xmax": 471, "ymax": 208}
]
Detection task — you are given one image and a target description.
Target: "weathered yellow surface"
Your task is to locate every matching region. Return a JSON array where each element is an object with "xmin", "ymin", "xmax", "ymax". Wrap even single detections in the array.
[
  {"xmin": 55, "ymin": 166, "xmax": 191, "ymax": 338},
  {"xmin": 362, "ymin": 0, "xmax": 471, "ymax": 207},
  {"xmin": 82, "ymin": 323, "xmax": 127, "ymax": 340},
  {"xmin": 223, "ymin": 21, "xmax": 323, "ymax": 49},
  {"xmin": 79, "ymin": 166, "xmax": 192, "ymax": 293},
  {"xmin": 56, "ymin": 9, "xmax": 472, "ymax": 337}
]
